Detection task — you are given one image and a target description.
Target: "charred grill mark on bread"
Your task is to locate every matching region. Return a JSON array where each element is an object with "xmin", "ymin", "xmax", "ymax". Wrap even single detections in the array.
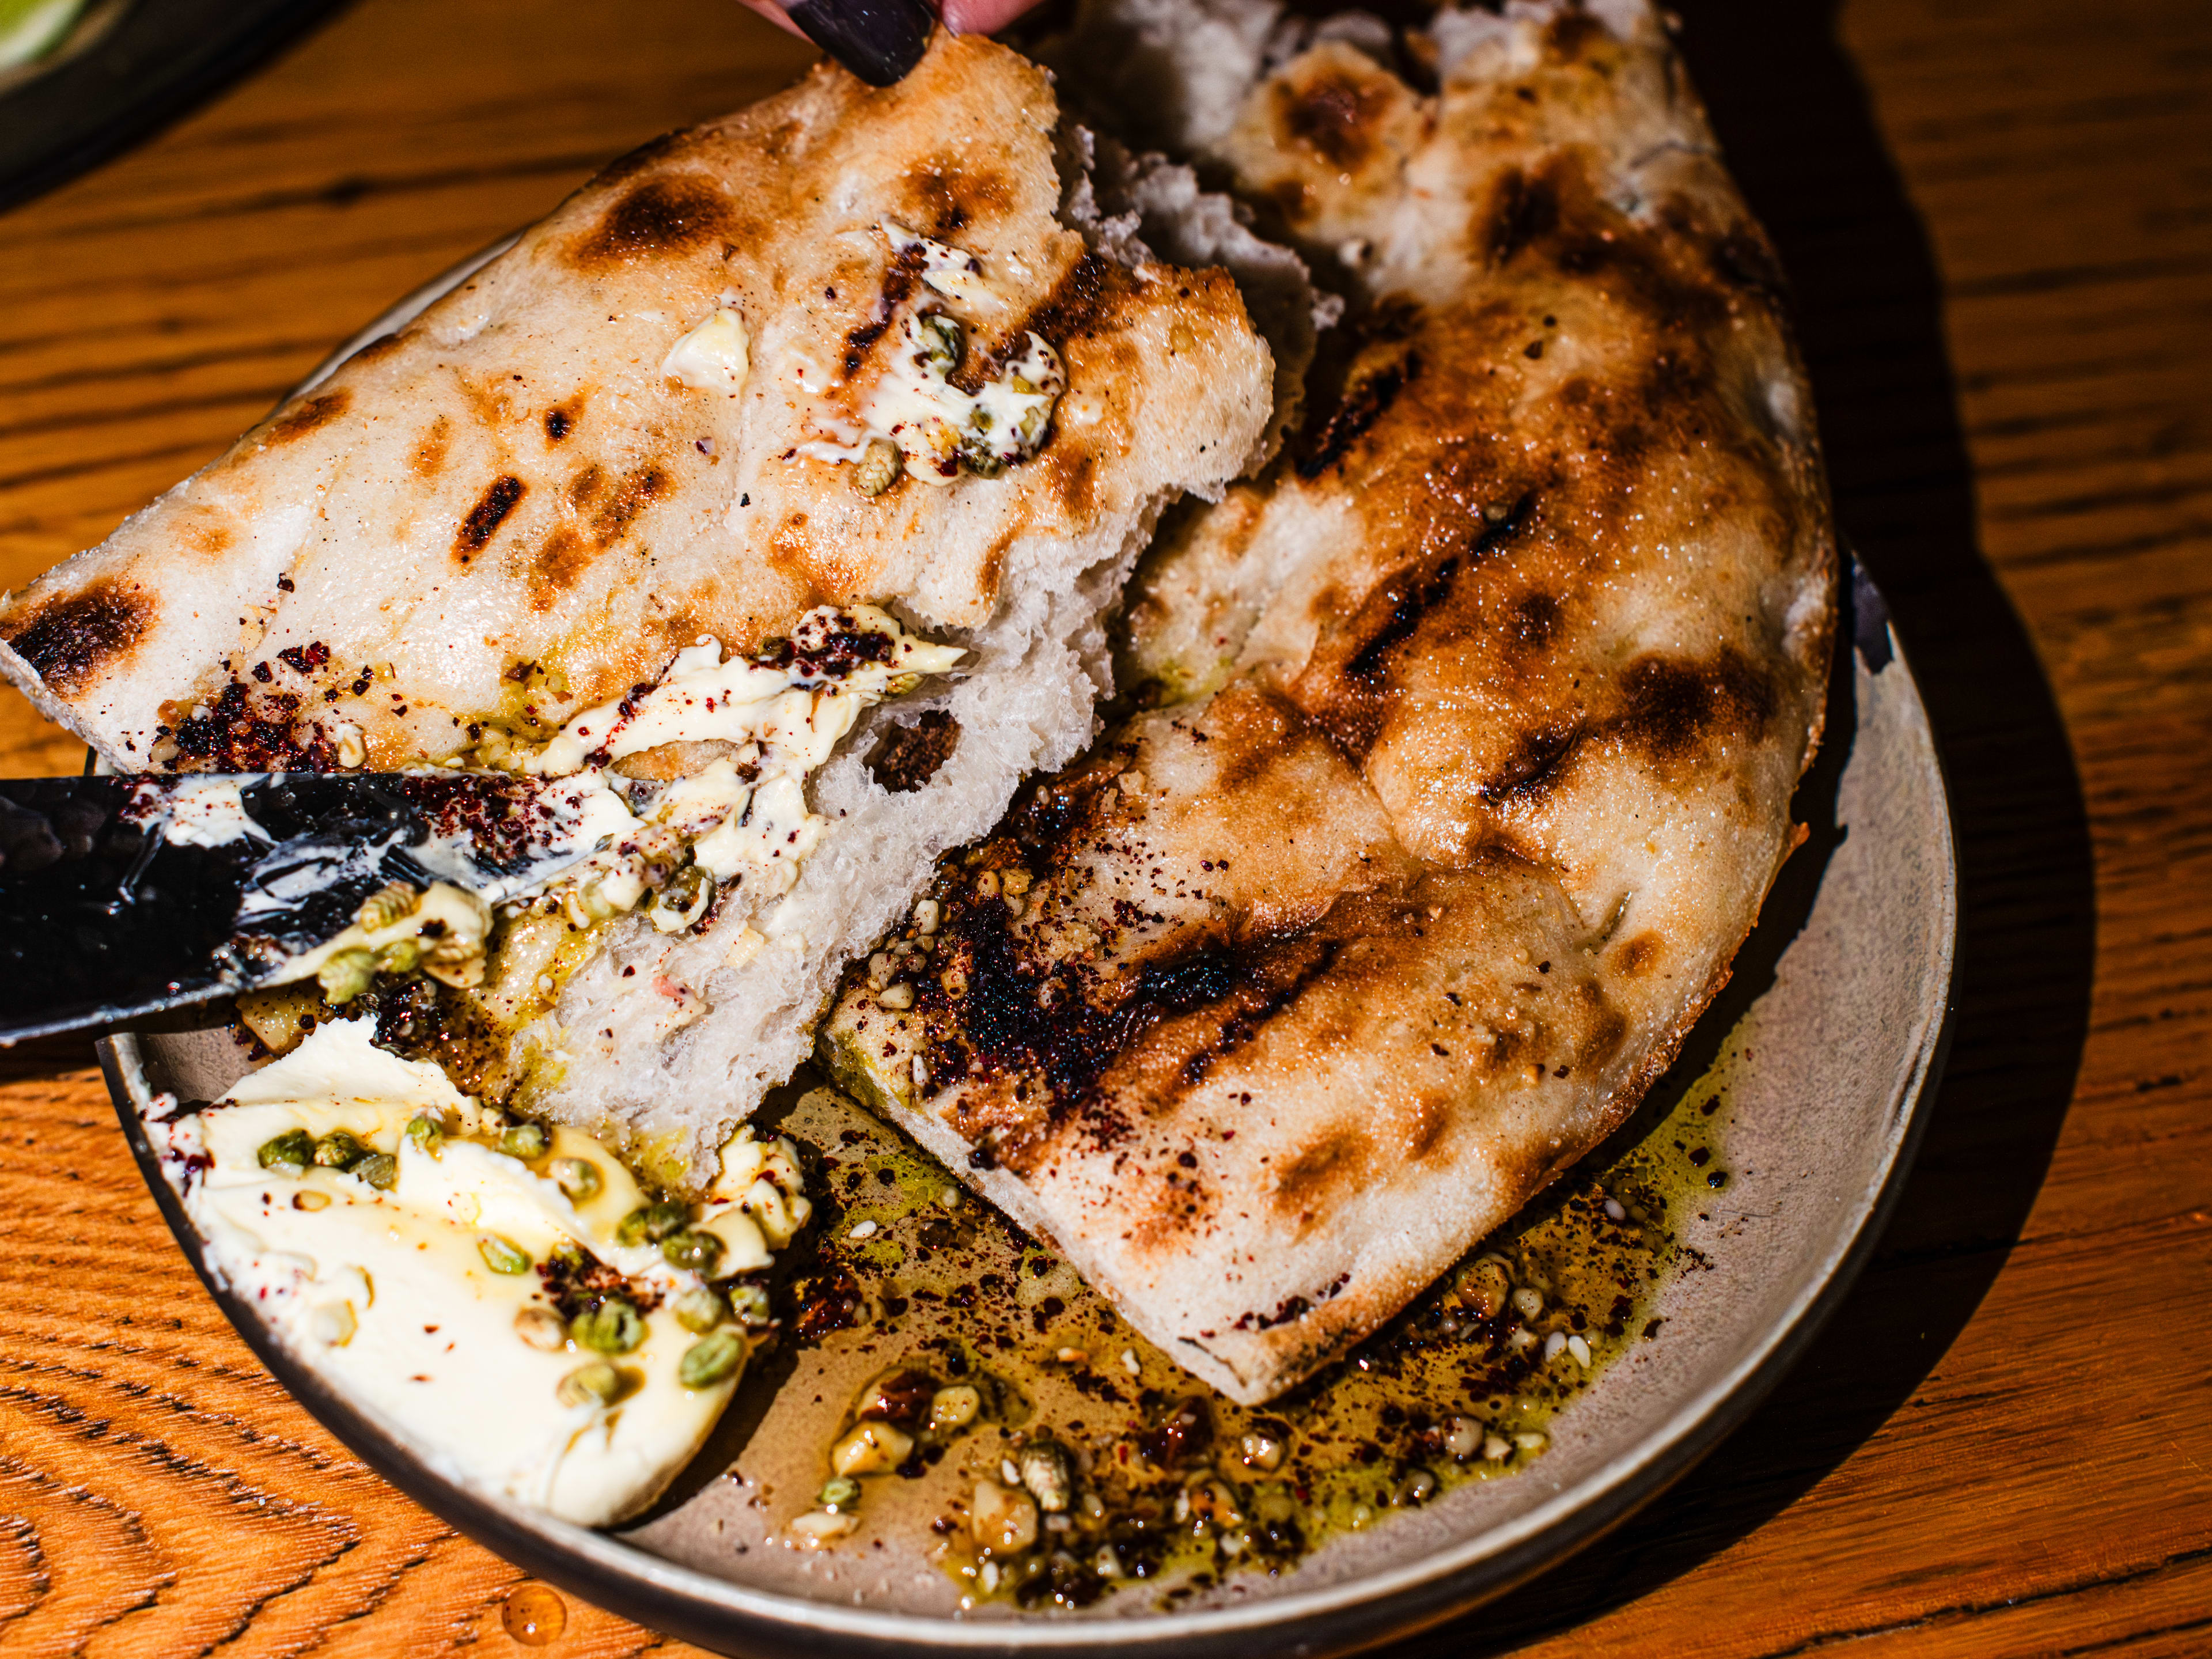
[
  {"xmin": 568, "ymin": 176, "xmax": 732, "ymax": 271},
  {"xmin": 1, "ymin": 579, "xmax": 154, "ymax": 698},
  {"xmin": 454, "ymin": 475, "xmax": 526, "ymax": 563}
]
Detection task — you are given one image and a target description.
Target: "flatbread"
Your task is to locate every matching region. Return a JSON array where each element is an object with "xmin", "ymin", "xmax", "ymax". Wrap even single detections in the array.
[
  {"xmin": 824, "ymin": 0, "xmax": 1835, "ymax": 1403},
  {"xmin": 0, "ymin": 33, "xmax": 1286, "ymax": 1175}
]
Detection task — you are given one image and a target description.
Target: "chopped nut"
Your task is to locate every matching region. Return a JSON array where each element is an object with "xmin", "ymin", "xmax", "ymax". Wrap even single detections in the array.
[
  {"xmin": 928, "ymin": 1384, "xmax": 981, "ymax": 1433},
  {"xmin": 789, "ymin": 1509, "xmax": 859, "ymax": 1548},
  {"xmin": 970, "ymin": 1479, "xmax": 1038, "ymax": 1555},
  {"xmin": 831, "ymin": 1421, "xmax": 914, "ymax": 1476},
  {"xmin": 1238, "ymin": 1430, "xmax": 1287, "ymax": 1472},
  {"xmin": 557, "ymin": 1361, "xmax": 623, "ymax": 1408},
  {"xmin": 1461, "ymin": 1257, "xmax": 1513, "ymax": 1321},
  {"xmin": 355, "ymin": 882, "xmax": 421, "ymax": 933},
  {"xmin": 853, "ymin": 437, "xmax": 903, "ymax": 497},
  {"xmin": 514, "ymin": 1306, "xmax": 568, "ymax": 1351},
  {"xmin": 1017, "ymin": 1441, "xmax": 1074, "ymax": 1514},
  {"xmin": 306, "ymin": 1301, "xmax": 356, "ymax": 1346}
]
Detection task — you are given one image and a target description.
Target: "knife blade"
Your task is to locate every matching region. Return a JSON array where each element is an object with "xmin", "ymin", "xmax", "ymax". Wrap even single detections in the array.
[{"xmin": 0, "ymin": 771, "xmax": 610, "ymax": 1044}]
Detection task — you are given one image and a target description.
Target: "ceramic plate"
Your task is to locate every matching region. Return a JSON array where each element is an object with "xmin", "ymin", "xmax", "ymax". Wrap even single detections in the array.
[{"xmin": 95, "ymin": 249, "xmax": 1955, "ymax": 1656}]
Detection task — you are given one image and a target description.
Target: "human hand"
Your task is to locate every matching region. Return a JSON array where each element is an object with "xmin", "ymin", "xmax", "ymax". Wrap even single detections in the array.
[{"xmin": 735, "ymin": 0, "xmax": 1043, "ymax": 88}]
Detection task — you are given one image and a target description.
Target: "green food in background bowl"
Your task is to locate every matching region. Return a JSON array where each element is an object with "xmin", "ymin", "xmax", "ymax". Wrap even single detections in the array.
[{"xmin": 0, "ymin": 0, "xmax": 86, "ymax": 70}]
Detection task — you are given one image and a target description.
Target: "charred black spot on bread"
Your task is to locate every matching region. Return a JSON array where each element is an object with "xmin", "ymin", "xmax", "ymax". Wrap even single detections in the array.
[
  {"xmin": 1272, "ymin": 62, "xmax": 1393, "ymax": 172},
  {"xmin": 1613, "ymin": 649, "xmax": 1775, "ymax": 762},
  {"xmin": 570, "ymin": 177, "xmax": 729, "ymax": 270},
  {"xmin": 1344, "ymin": 554, "xmax": 1462, "ymax": 687},
  {"xmin": 262, "ymin": 389, "xmax": 350, "ymax": 447},
  {"xmin": 454, "ymin": 475, "xmax": 525, "ymax": 563},
  {"xmin": 1017, "ymin": 253, "xmax": 1129, "ymax": 349},
  {"xmin": 1006, "ymin": 745, "xmax": 1134, "ymax": 854},
  {"xmin": 1296, "ymin": 350, "xmax": 1416, "ymax": 479},
  {"xmin": 1169, "ymin": 935, "xmax": 1342, "ymax": 1096},
  {"xmin": 867, "ymin": 710, "xmax": 960, "ymax": 793},
  {"xmin": 844, "ymin": 241, "xmax": 928, "ymax": 378},
  {"xmin": 2, "ymin": 579, "xmax": 151, "ymax": 695},
  {"xmin": 1293, "ymin": 496, "xmax": 1533, "ymax": 760},
  {"xmin": 899, "ymin": 158, "xmax": 1006, "ymax": 238},
  {"xmin": 544, "ymin": 399, "xmax": 584, "ymax": 444},
  {"xmin": 1480, "ymin": 719, "xmax": 1585, "ymax": 805},
  {"xmin": 912, "ymin": 861, "xmax": 1340, "ymax": 1167},
  {"xmin": 1484, "ymin": 167, "xmax": 1560, "ymax": 267},
  {"xmin": 1511, "ymin": 591, "xmax": 1562, "ymax": 650}
]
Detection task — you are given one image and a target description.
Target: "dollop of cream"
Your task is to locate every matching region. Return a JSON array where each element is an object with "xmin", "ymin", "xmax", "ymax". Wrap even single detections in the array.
[
  {"xmin": 146, "ymin": 1019, "xmax": 806, "ymax": 1527},
  {"xmin": 662, "ymin": 308, "xmax": 750, "ymax": 395}
]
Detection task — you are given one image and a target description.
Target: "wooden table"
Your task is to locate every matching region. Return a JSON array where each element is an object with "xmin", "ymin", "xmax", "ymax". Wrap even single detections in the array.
[{"xmin": 0, "ymin": 0, "xmax": 2204, "ymax": 1650}]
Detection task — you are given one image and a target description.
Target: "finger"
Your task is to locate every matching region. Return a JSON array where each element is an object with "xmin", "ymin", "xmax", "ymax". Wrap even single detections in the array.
[
  {"xmin": 732, "ymin": 0, "xmax": 813, "ymax": 39},
  {"xmin": 748, "ymin": 0, "xmax": 938, "ymax": 85},
  {"xmin": 938, "ymin": 0, "xmax": 1038, "ymax": 32}
]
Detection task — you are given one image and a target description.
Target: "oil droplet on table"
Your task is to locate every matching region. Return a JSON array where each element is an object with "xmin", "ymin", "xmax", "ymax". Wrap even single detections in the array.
[{"xmin": 502, "ymin": 1583, "xmax": 567, "ymax": 1645}]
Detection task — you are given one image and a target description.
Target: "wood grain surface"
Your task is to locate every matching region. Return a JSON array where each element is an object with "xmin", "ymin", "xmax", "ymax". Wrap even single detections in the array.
[{"xmin": 0, "ymin": 0, "xmax": 2205, "ymax": 1653}]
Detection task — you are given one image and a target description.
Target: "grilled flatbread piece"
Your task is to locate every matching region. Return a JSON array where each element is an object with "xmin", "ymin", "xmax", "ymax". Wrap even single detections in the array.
[
  {"xmin": 824, "ymin": 0, "xmax": 1835, "ymax": 1404},
  {"xmin": 0, "ymin": 35, "xmax": 1287, "ymax": 1174}
]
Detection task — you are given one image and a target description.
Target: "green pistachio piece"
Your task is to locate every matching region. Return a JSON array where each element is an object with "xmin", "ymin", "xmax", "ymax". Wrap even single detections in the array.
[
  {"xmin": 312, "ymin": 1130, "xmax": 366, "ymax": 1170},
  {"xmin": 256, "ymin": 1128, "xmax": 314, "ymax": 1173},
  {"xmin": 477, "ymin": 1234, "xmax": 531, "ymax": 1274},
  {"xmin": 818, "ymin": 1475, "xmax": 862, "ymax": 1512},
  {"xmin": 726, "ymin": 1281, "xmax": 774, "ymax": 1327},
  {"xmin": 570, "ymin": 1298, "xmax": 645, "ymax": 1354},
  {"xmin": 550, "ymin": 1158, "xmax": 601, "ymax": 1201},
  {"xmin": 614, "ymin": 1200, "xmax": 687, "ymax": 1248},
  {"xmin": 500, "ymin": 1122, "xmax": 549, "ymax": 1161},
  {"xmin": 353, "ymin": 1152, "xmax": 399, "ymax": 1191},
  {"xmin": 316, "ymin": 947, "xmax": 376, "ymax": 1004},
  {"xmin": 660, "ymin": 1229, "xmax": 725, "ymax": 1275},
  {"xmin": 916, "ymin": 311, "xmax": 964, "ymax": 374},
  {"xmin": 404, "ymin": 1113, "xmax": 444, "ymax": 1156},
  {"xmin": 673, "ymin": 1287, "xmax": 727, "ymax": 1334},
  {"xmin": 677, "ymin": 1328, "xmax": 746, "ymax": 1389},
  {"xmin": 556, "ymin": 1360, "xmax": 623, "ymax": 1408}
]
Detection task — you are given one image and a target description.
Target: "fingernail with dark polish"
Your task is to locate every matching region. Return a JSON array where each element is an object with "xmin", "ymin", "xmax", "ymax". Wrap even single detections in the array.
[{"xmin": 786, "ymin": 0, "xmax": 934, "ymax": 86}]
